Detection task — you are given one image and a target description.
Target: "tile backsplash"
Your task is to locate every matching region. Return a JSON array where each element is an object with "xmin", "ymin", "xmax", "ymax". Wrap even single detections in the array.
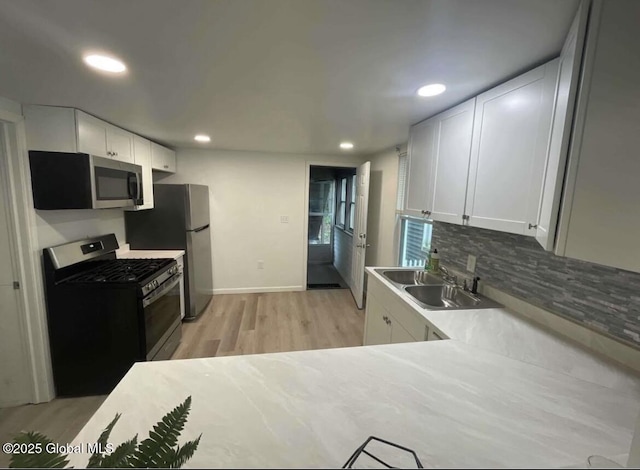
[{"xmin": 431, "ymin": 221, "xmax": 640, "ymax": 348}]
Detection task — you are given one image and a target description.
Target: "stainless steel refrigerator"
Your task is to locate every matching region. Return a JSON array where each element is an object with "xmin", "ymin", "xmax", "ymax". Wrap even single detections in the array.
[{"xmin": 125, "ymin": 184, "xmax": 213, "ymax": 319}]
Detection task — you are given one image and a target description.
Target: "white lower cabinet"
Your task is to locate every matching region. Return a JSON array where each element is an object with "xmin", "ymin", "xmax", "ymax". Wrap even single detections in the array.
[
  {"xmin": 364, "ymin": 276, "xmax": 443, "ymax": 346},
  {"xmin": 390, "ymin": 320, "xmax": 418, "ymax": 344},
  {"xmin": 364, "ymin": 295, "xmax": 391, "ymax": 345}
]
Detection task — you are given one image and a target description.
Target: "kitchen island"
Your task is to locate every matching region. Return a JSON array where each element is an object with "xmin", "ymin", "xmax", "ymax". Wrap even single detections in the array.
[{"xmin": 69, "ymin": 340, "xmax": 639, "ymax": 468}]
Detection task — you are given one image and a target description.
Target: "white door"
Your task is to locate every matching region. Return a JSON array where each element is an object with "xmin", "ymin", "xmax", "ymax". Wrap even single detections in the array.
[
  {"xmin": 0, "ymin": 124, "xmax": 31, "ymax": 407},
  {"xmin": 535, "ymin": 3, "xmax": 588, "ymax": 250},
  {"xmin": 350, "ymin": 161, "xmax": 370, "ymax": 309}
]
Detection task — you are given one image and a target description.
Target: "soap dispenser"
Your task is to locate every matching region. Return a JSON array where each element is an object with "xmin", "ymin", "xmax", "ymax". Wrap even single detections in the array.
[{"xmin": 430, "ymin": 249, "xmax": 440, "ymax": 272}]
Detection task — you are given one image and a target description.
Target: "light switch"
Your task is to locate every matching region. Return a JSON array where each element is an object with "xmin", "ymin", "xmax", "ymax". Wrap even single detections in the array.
[
  {"xmin": 466, "ymin": 254, "xmax": 477, "ymax": 273},
  {"xmin": 280, "ymin": 216, "xmax": 289, "ymax": 224},
  {"xmin": 257, "ymin": 260, "xmax": 264, "ymax": 269}
]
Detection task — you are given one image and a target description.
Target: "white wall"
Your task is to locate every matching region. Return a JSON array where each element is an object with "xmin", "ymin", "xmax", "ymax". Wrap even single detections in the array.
[
  {"xmin": 365, "ymin": 145, "xmax": 403, "ymax": 267},
  {"xmin": 164, "ymin": 149, "xmax": 365, "ymax": 293},
  {"xmin": 34, "ymin": 209, "xmax": 125, "ymax": 251}
]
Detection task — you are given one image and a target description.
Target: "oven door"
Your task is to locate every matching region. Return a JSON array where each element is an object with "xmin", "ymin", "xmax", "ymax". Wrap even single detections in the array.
[
  {"xmin": 91, "ymin": 155, "xmax": 143, "ymax": 209},
  {"xmin": 142, "ymin": 273, "xmax": 182, "ymax": 360}
]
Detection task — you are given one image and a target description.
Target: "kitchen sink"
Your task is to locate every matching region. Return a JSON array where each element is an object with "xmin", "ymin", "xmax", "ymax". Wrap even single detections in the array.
[
  {"xmin": 404, "ymin": 284, "xmax": 502, "ymax": 310},
  {"xmin": 376, "ymin": 269, "xmax": 444, "ymax": 286}
]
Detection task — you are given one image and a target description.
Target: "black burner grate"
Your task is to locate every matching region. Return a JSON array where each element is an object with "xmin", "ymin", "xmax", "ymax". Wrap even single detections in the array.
[{"xmin": 64, "ymin": 258, "xmax": 173, "ymax": 284}]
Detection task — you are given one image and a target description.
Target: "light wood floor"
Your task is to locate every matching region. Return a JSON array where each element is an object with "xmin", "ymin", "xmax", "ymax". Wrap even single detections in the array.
[
  {"xmin": 172, "ymin": 289, "xmax": 364, "ymax": 359},
  {"xmin": 0, "ymin": 395, "xmax": 107, "ymax": 467},
  {"xmin": 0, "ymin": 290, "xmax": 364, "ymax": 467}
]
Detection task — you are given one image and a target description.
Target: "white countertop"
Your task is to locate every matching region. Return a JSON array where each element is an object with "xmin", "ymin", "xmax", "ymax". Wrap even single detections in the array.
[
  {"xmin": 70, "ymin": 341, "xmax": 639, "ymax": 468},
  {"xmin": 116, "ymin": 245, "xmax": 184, "ymax": 261},
  {"xmin": 366, "ymin": 267, "xmax": 640, "ymax": 396}
]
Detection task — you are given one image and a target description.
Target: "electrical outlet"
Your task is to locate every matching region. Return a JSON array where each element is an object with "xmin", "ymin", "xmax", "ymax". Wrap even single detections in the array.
[
  {"xmin": 466, "ymin": 254, "xmax": 477, "ymax": 273},
  {"xmin": 257, "ymin": 260, "xmax": 264, "ymax": 269},
  {"xmin": 280, "ymin": 215, "xmax": 289, "ymax": 224}
]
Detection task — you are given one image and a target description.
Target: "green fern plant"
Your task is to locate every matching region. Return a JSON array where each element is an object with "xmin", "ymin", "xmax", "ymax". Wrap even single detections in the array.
[{"xmin": 9, "ymin": 396, "xmax": 201, "ymax": 468}]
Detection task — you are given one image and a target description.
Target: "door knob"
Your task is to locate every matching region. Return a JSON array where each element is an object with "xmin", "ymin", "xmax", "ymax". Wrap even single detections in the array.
[{"xmin": 356, "ymin": 243, "xmax": 371, "ymax": 248}]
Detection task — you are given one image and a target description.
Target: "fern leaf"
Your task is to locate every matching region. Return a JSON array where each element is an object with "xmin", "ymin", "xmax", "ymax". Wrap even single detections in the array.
[
  {"xmin": 129, "ymin": 396, "xmax": 192, "ymax": 468},
  {"xmin": 94, "ymin": 435, "xmax": 137, "ymax": 468},
  {"xmin": 169, "ymin": 435, "xmax": 202, "ymax": 469},
  {"xmin": 9, "ymin": 431, "xmax": 69, "ymax": 469},
  {"xmin": 87, "ymin": 413, "xmax": 121, "ymax": 468}
]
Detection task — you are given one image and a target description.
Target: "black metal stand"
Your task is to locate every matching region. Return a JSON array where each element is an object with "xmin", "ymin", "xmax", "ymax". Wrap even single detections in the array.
[{"xmin": 342, "ymin": 436, "xmax": 423, "ymax": 468}]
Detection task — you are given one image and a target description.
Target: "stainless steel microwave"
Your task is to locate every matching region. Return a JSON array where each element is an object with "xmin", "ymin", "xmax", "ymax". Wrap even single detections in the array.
[{"xmin": 29, "ymin": 151, "xmax": 143, "ymax": 210}]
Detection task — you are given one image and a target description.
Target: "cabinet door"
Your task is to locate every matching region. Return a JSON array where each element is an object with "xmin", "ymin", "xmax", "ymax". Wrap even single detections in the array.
[
  {"xmin": 363, "ymin": 297, "xmax": 391, "ymax": 345},
  {"xmin": 535, "ymin": 3, "xmax": 588, "ymax": 251},
  {"xmin": 389, "ymin": 318, "xmax": 417, "ymax": 344},
  {"xmin": 405, "ymin": 117, "xmax": 437, "ymax": 218},
  {"xmin": 465, "ymin": 61, "xmax": 557, "ymax": 236},
  {"xmin": 556, "ymin": 0, "xmax": 640, "ymax": 273},
  {"xmin": 107, "ymin": 126, "xmax": 134, "ymax": 163},
  {"xmin": 429, "ymin": 99, "xmax": 475, "ymax": 224},
  {"xmin": 76, "ymin": 111, "xmax": 108, "ymax": 158},
  {"xmin": 151, "ymin": 142, "xmax": 177, "ymax": 173},
  {"xmin": 126, "ymin": 136, "xmax": 154, "ymax": 211}
]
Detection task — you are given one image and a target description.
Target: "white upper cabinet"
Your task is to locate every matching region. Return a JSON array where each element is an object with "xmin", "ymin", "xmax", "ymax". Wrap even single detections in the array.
[
  {"xmin": 535, "ymin": 3, "xmax": 589, "ymax": 251},
  {"xmin": 24, "ymin": 106, "xmax": 135, "ymax": 164},
  {"xmin": 76, "ymin": 110, "xmax": 134, "ymax": 163},
  {"xmin": 405, "ymin": 117, "xmax": 437, "ymax": 218},
  {"xmin": 464, "ymin": 60, "xmax": 558, "ymax": 236},
  {"xmin": 126, "ymin": 136, "xmax": 155, "ymax": 211},
  {"xmin": 76, "ymin": 111, "xmax": 108, "ymax": 157},
  {"xmin": 555, "ymin": 0, "xmax": 640, "ymax": 273},
  {"xmin": 150, "ymin": 142, "xmax": 177, "ymax": 173},
  {"xmin": 429, "ymin": 99, "xmax": 475, "ymax": 224}
]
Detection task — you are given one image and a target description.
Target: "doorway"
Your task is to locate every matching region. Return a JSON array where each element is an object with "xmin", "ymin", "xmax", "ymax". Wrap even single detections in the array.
[
  {"xmin": 306, "ymin": 165, "xmax": 355, "ymax": 290},
  {"xmin": 0, "ymin": 122, "xmax": 33, "ymax": 407}
]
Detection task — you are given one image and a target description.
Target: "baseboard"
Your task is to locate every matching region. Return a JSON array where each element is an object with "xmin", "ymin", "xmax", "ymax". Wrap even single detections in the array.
[{"xmin": 213, "ymin": 286, "xmax": 305, "ymax": 295}]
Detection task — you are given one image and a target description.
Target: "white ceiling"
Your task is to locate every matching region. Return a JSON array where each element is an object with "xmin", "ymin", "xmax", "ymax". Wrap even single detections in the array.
[{"xmin": 0, "ymin": 0, "xmax": 579, "ymax": 156}]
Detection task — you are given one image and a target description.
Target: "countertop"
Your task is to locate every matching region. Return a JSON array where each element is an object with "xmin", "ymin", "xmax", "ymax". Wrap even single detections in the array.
[
  {"xmin": 69, "ymin": 340, "xmax": 638, "ymax": 468},
  {"xmin": 366, "ymin": 267, "xmax": 640, "ymax": 396},
  {"xmin": 115, "ymin": 245, "xmax": 185, "ymax": 261}
]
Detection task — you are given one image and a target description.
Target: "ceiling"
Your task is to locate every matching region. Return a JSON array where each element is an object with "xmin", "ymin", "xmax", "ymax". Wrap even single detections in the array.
[{"xmin": 0, "ymin": 0, "xmax": 579, "ymax": 156}]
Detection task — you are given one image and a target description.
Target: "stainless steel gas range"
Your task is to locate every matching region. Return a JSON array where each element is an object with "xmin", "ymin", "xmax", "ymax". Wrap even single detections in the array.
[{"xmin": 43, "ymin": 234, "xmax": 182, "ymax": 396}]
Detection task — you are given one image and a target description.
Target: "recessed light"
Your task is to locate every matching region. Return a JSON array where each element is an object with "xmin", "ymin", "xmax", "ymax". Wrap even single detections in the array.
[
  {"xmin": 83, "ymin": 54, "xmax": 127, "ymax": 73},
  {"xmin": 417, "ymin": 83, "xmax": 446, "ymax": 97},
  {"xmin": 194, "ymin": 134, "xmax": 211, "ymax": 143},
  {"xmin": 340, "ymin": 142, "xmax": 354, "ymax": 150}
]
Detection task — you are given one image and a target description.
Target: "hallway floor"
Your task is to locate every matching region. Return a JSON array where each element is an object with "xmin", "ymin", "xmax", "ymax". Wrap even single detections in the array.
[{"xmin": 307, "ymin": 263, "xmax": 349, "ymax": 289}]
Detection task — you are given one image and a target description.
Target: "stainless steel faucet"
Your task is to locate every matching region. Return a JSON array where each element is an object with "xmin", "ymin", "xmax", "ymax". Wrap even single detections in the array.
[{"xmin": 439, "ymin": 266, "xmax": 457, "ymax": 285}]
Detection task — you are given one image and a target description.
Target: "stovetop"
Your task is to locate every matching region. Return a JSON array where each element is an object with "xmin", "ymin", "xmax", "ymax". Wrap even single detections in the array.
[{"xmin": 63, "ymin": 258, "xmax": 173, "ymax": 284}]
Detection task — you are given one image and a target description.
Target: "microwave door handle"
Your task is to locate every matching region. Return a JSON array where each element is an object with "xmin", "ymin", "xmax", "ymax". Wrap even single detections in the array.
[{"xmin": 136, "ymin": 172, "xmax": 143, "ymax": 203}]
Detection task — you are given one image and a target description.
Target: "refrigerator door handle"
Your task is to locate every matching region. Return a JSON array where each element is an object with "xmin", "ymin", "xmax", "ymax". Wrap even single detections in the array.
[{"xmin": 192, "ymin": 224, "xmax": 210, "ymax": 233}]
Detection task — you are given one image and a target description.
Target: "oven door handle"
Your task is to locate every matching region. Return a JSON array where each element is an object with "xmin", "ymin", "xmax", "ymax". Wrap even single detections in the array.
[{"xmin": 143, "ymin": 274, "xmax": 182, "ymax": 308}]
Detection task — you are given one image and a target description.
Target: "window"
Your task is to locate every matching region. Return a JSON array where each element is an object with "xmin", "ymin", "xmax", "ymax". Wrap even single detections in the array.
[
  {"xmin": 308, "ymin": 181, "xmax": 334, "ymax": 245},
  {"xmin": 336, "ymin": 173, "xmax": 356, "ymax": 232},
  {"xmin": 337, "ymin": 177, "xmax": 347, "ymax": 227},
  {"xmin": 348, "ymin": 176, "xmax": 356, "ymax": 231},
  {"xmin": 399, "ymin": 217, "xmax": 432, "ymax": 267}
]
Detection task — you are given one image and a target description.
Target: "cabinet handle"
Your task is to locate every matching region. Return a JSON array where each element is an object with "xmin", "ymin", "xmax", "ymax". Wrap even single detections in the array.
[
  {"xmin": 164, "ymin": 165, "xmax": 169, "ymax": 169},
  {"xmin": 528, "ymin": 223, "xmax": 538, "ymax": 230}
]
